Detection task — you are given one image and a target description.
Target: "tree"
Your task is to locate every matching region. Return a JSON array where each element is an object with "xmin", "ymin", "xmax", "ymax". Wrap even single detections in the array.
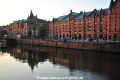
[
  {"xmin": 28, "ymin": 30, "xmax": 32, "ymax": 37},
  {"xmin": 37, "ymin": 24, "xmax": 47, "ymax": 38},
  {"xmin": 2, "ymin": 30, "xmax": 7, "ymax": 33}
]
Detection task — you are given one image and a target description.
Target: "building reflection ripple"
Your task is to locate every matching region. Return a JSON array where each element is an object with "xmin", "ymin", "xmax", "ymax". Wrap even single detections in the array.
[{"xmin": 1, "ymin": 44, "xmax": 120, "ymax": 80}]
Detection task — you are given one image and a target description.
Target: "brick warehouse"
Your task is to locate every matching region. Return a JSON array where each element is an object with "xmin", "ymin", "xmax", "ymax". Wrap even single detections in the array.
[{"xmin": 49, "ymin": 0, "xmax": 120, "ymax": 40}]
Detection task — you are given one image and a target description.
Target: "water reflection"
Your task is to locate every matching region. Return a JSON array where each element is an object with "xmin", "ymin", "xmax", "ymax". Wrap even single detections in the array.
[
  {"xmin": 0, "ymin": 44, "xmax": 120, "ymax": 80},
  {"xmin": 7, "ymin": 48, "xmax": 48, "ymax": 72}
]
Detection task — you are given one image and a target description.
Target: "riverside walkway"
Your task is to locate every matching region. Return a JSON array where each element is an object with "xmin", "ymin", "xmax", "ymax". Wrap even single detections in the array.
[{"xmin": 16, "ymin": 39, "xmax": 120, "ymax": 53}]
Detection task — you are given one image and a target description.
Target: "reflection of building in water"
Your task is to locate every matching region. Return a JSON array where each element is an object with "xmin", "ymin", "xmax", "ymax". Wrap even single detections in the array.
[
  {"xmin": 7, "ymin": 45, "xmax": 120, "ymax": 80},
  {"xmin": 49, "ymin": 49, "xmax": 120, "ymax": 80},
  {"xmin": 0, "ymin": 47, "xmax": 8, "ymax": 53},
  {"xmin": 27, "ymin": 50, "xmax": 38, "ymax": 71},
  {"xmin": 10, "ymin": 47, "xmax": 48, "ymax": 71}
]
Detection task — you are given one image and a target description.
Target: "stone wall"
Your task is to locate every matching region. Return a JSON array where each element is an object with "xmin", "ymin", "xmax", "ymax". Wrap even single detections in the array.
[{"xmin": 17, "ymin": 39, "xmax": 120, "ymax": 53}]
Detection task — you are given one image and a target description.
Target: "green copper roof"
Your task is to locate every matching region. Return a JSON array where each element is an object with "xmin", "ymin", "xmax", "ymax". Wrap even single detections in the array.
[
  {"xmin": 13, "ymin": 19, "xmax": 27, "ymax": 23},
  {"xmin": 75, "ymin": 11, "xmax": 84, "ymax": 19},
  {"xmin": 53, "ymin": 8, "xmax": 108, "ymax": 21},
  {"xmin": 62, "ymin": 15, "xmax": 69, "ymax": 20}
]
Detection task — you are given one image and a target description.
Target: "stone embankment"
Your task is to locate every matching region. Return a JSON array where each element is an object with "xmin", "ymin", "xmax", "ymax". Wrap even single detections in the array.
[{"xmin": 16, "ymin": 39, "xmax": 120, "ymax": 53}]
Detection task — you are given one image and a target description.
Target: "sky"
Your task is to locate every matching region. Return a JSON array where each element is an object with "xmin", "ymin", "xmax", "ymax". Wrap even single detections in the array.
[{"xmin": 0, "ymin": 0, "xmax": 111, "ymax": 26}]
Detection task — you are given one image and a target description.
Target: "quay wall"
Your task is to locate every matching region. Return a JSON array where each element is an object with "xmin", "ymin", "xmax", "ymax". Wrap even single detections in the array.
[{"xmin": 16, "ymin": 39, "xmax": 120, "ymax": 53}]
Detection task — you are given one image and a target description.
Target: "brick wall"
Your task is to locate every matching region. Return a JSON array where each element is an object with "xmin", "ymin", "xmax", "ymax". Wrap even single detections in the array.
[{"xmin": 17, "ymin": 39, "xmax": 120, "ymax": 53}]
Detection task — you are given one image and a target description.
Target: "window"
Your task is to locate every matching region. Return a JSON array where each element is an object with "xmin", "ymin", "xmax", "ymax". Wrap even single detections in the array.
[
  {"xmin": 94, "ymin": 34, "xmax": 97, "ymax": 38},
  {"xmin": 88, "ymin": 34, "xmax": 91, "ymax": 37},
  {"xmin": 100, "ymin": 27, "xmax": 102, "ymax": 32},
  {"xmin": 79, "ymin": 34, "xmax": 81, "ymax": 38},
  {"xmin": 106, "ymin": 28, "xmax": 107, "ymax": 31},
  {"xmin": 109, "ymin": 36, "xmax": 111, "ymax": 40},
  {"xmin": 89, "ymin": 30, "xmax": 91, "ymax": 32},
  {"xmin": 115, "ymin": 28, "xmax": 116, "ymax": 31},
  {"xmin": 84, "ymin": 34, "xmax": 86, "ymax": 38},
  {"xmin": 84, "ymin": 30, "xmax": 86, "ymax": 32},
  {"xmin": 94, "ymin": 30, "xmax": 96, "ymax": 32},
  {"xmin": 99, "ymin": 34, "xmax": 103, "ymax": 38}
]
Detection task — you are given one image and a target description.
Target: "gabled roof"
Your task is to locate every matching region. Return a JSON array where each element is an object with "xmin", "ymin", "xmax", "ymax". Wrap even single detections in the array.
[
  {"xmin": 61, "ymin": 12, "xmax": 79, "ymax": 20},
  {"xmin": 52, "ymin": 7, "xmax": 108, "ymax": 22},
  {"xmin": 13, "ymin": 19, "xmax": 27, "ymax": 23},
  {"xmin": 72, "ymin": 12, "xmax": 79, "ymax": 17},
  {"xmin": 62, "ymin": 15, "xmax": 69, "ymax": 20},
  {"xmin": 87, "ymin": 8, "xmax": 108, "ymax": 17},
  {"xmin": 112, "ymin": 0, "xmax": 119, "ymax": 8},
  {"xmin": 109, "ymin": 0, "xmax": 118, "ymax": 9},
  {"xmin": 86, "ymin": 11, "xmax": 94, "ymax": 17},
  {"xmin": 95, "ymin": 8, "xmax": 108, "ymax": 15},
  {"xmin": 57, "ymin": 15, "xmax": 66, "ymax": 21},
  {"xmin": 75, "ymin": 11, "xmax": 84, "ymax": 19},
  {"xmin": 102, "ymin": 8, "xmax": 108, "ymax": 15},
  {"xmin": 53, "ymin": 17, "xmax": 58, "ymax": 21}
]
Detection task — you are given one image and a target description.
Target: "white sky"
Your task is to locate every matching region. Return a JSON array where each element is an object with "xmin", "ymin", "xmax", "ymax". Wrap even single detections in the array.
[{"xmin": 0, "ymin": 0, "xmax": 110, "ymax": 26}]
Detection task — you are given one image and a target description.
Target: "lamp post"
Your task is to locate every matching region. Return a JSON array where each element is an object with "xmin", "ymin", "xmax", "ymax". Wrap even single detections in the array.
[{"xmin": 105, "ymin": 35, "xmax": 106, "ymax": 44}]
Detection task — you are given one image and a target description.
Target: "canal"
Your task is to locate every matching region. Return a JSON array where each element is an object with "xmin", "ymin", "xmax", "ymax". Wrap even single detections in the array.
[{"xmin": 0, "ymin": 44, "xmax": 120, "ymax": 80}]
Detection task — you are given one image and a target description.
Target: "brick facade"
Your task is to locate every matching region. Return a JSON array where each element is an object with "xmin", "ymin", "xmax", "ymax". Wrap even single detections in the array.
[
  {"xmin": 49, "ymin": 0, "xmax": 120, "ymax": 40},
  {"xmin": 108, "ymin": 0, "xmax": 120, "ymax": 40},
  {"xmin": 8, "ymin": 20, "xmax": 26, "ymax": 38}
]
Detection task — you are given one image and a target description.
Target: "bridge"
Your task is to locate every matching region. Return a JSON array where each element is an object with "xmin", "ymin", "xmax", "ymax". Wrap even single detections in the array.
[
  {"xmin": 0, "ymin": 30, "xmax": 17, "ymax": 46},
  {"xmin": 0, "ymin": 29, "xmax": 17, "ymax": 39},
  {"xmin": 0, "ymin": 30, "xmax": 8, "ymax": 39}
]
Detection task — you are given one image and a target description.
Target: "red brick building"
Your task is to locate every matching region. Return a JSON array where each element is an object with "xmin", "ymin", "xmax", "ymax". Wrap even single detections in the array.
[
  {"xmin": 27, "ymin": 10, "xmax": 48, "ymax": 38},
  {"xmin": 49, "ymin": 0, "xmax": 120, "ymax": 40},
  {"xmin": 8, "ymin": 19, "xmax": 27, "ymax": 38},
  {"xmin": 108, "ymin": 0, "xmax": 120, "ymax": 40}
]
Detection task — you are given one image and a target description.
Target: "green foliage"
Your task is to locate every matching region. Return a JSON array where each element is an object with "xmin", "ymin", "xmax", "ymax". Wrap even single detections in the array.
[
  {"xmin": 2, "ymin": 30, "xmax": 7, "ymax": 33},
  {"xmin": 28, "ymin": 30, "xmax": 32, "ymax": 36},
  {"xmin": 37, "ymin": 24, "xmax": 47, "ymax": 38}
]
